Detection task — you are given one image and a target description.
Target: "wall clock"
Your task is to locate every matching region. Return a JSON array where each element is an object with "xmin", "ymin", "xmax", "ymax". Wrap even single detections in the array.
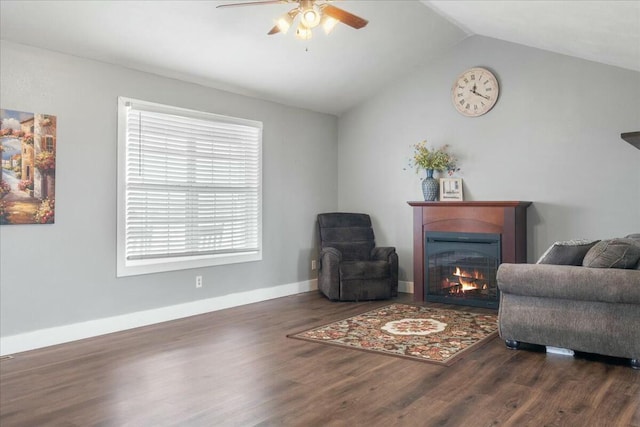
[{"xmin": 451, "ymin": 67, "xmax": 499, "ymax": 117}]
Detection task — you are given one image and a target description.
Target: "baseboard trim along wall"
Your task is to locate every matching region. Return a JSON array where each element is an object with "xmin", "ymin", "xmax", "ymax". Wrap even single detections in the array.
[
  {"xmin": 398, "ymin": 280, "xmax": 414, "ymax": 294},
  {"xmin": 0, "ymin": 279, "xmax": 319, "ymax": 356},
  {"xmin": 1, "ymin": 279, "xmax": 415, "ymax": 356}
]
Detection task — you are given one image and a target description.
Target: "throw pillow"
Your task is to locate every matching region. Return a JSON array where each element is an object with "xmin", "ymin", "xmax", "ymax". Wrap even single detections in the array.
[
  {"xmin": 625, "ymin": 233, "xmax": 640, "ymax": 244},
  {"xmin": 582, "ymin": 238, "xmax": 640, "ymax": 269},
  {"xmin": 629, "ymin": 235, "xmax": 640, "ymax": 269},
  {"xmin": 536, "ymin": 239, "xmax": 600, "ymax": 265}
]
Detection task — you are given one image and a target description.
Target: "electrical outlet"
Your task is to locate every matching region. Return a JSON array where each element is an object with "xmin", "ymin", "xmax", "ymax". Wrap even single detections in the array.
[
  {"xmin": 311, "ymin": 260, "xmax": 317, "ymax": 270},
  {"xmin": 196, "ymin": 276, "xmax": 203, "ymax": 288}
]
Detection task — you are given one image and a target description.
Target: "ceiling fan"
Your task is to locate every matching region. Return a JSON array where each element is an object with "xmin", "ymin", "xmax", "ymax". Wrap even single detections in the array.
[{"xmin": 216, "ymin": 0, "xmax": 368, "ymax": 40}]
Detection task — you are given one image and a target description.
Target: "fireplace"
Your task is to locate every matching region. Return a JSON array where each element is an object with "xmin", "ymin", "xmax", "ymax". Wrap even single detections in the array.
[
  {"xmin": 408, "ymin": 201, "xmax": 531, "ymax": 308},
  {"xmin": 425, "ymin": 231, "xmax": 501, "ymax": 309}
]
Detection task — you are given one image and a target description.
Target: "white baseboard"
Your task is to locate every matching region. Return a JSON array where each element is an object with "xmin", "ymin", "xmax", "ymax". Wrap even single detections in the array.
[
  {"xmin": 399, "ymin": 280, "xmax": 414, "ymax": 294},
  {"xmin": 0, "ymin": 279, "xmax": 318, "ymax": 356}
]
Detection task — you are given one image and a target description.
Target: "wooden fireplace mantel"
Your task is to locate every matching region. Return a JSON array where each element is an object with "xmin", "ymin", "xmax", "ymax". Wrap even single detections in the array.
[{"xmin": 408, "ymin": 201, "xmax": 531, "ymax": 302}]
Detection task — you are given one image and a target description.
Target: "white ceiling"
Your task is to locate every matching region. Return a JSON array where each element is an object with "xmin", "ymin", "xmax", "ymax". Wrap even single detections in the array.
[
  {"xmin": 426, "ymin": 0, "xmax": 640, "ymax": 73},
  {"xmin": 1, "ymin": 1, "xmax": 638, "ymax": 116}
]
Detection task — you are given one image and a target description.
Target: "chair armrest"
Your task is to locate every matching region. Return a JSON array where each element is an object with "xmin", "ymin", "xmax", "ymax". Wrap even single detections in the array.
[
  {"xmin": 371, "ymin": 246, "xmax": 396, "ymax": 261},
  {"xmin": 371, "ymin": 246, "xmax": 399, "ymax": 297},
  {"xmin": 318, "ymin": 247, "xmax": 342, "ymax": 300},
  {"xmin": 320, "ymin": 247, "xmax": 342, "ymax": 268}
]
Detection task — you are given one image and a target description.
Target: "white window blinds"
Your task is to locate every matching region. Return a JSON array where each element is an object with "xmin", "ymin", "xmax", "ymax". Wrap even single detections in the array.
[{"xmin": 117, "ymin": 97, "xmax": 262, "ymax": 276}]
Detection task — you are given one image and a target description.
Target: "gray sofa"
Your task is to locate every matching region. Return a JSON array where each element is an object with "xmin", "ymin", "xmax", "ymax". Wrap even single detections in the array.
[{"xmin": 497, "ymin": 235, "xmax": 640, "ymax": 368}]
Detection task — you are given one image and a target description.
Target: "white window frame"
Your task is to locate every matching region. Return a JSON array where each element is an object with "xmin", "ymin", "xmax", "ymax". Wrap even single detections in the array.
[{"xmin": 117, "ymin": 97, "xmax": 262, "ymax": 277}]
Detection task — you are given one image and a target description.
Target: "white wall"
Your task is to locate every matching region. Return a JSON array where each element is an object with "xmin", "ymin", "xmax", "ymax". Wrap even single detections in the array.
[
  {"xmin": 0, "ymin": 40, "xmax": 338, "ymax": 339},
  {"xmin": 338, "ymin": 36, "xmax": 640, "ymax": 282}
]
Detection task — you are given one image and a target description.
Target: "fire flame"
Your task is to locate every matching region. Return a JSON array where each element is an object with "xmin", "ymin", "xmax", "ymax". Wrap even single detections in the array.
[{"xmin": 450, "ymin": 267, "xmax": 486, "ymax": 293}]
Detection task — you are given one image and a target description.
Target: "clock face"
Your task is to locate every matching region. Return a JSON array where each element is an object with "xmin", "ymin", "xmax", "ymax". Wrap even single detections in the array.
[{"xmin": 451, "ymin": 67, "xmax": 499, "ymax": 117}]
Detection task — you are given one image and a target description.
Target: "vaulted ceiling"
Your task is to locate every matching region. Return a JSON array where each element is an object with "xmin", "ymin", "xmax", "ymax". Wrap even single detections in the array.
[{"xmin": 1, "ymin": 1, "xmax": 638, "ymax": 115}]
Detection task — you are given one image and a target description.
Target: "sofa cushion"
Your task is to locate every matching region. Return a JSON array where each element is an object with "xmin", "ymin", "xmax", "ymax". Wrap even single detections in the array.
[
  {"xmin": 583, "ymin": 238, "xmax": 640, "ymax": 269},
  {"xmin": 537, "ymin": 239, "xmax": 599, "ymax": 265},
  {"xmin": 327, "ymin": 242, "xmax": 374, "ymax": 261}
]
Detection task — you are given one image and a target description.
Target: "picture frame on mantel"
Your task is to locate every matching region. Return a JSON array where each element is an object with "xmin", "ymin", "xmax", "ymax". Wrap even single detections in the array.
[{"xmin": 439, "ymin": 178, "xmax": 463, "ymax": 201}]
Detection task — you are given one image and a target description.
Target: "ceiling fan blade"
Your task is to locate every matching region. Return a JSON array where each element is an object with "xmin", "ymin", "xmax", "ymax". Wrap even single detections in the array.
[
  {"xmin": 322, "ymin": 4, "xmax": 368, "ymax": 29},
  {"xmin": 216, "ymin": 0, "xmax": 289, "ymax": 9},
  {"xmin": 267, "ymin": 25, "xmax": 281, "ymax": 35}
]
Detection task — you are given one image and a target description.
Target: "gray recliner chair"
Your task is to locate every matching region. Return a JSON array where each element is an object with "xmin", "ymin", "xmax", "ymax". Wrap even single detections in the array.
[{"xmin": 317, "ymin": 213, "xmax": 398, "ymax": 301}]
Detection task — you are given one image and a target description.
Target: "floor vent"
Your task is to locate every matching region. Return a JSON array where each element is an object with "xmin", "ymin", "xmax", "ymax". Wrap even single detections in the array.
[
  {"xmin": 546, "ymin": 346, "xmax": 575, "ymax": 356},
  {"xmin": 0, "ymin": 355, "xmax": 15, "ymax": 360}
]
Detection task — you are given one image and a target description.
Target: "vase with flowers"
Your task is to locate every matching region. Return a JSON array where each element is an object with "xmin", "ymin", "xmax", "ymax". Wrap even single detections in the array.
[{"xmin": 409, "ymin": 141, "xmax": 459, "ymax": 201}]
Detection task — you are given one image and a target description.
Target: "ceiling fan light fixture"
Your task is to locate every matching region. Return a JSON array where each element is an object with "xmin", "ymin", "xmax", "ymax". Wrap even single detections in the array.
[
  {"xmin": 320, "ymin": 15, "xmax": 339, "ymax": 34},
  {"xmin": 295, "ymin": 21, "xmax": 313, "ymax": 40},
  {"xmin": 218, "ymin": 0, "xmax": 369, "ymax": 40},
  {"xmin": 275, "ymin": 10, "xmax": 295, "ymax": 34},
  {"xmin": 299, "ymin": 0, "xmax": 321, "ymax": 28}
]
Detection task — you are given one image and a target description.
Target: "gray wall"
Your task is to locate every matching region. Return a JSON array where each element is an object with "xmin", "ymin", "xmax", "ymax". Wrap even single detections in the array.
[
  {"xmin": 2, "ymin": 34, "xmax": 640, "ymax": 339},
  {"xmin": 338, "ymin": 36, "xmax": 640, "ymax": 282},
  {"xmin": 0, "ymin": 41, "xmax": 338, "ymax": 337}
]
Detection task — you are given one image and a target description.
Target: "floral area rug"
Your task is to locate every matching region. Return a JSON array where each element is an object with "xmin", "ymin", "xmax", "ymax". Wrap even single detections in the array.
[{"xmin": 288, "ymin": 303, "xmax": 498, "ymax": 366}]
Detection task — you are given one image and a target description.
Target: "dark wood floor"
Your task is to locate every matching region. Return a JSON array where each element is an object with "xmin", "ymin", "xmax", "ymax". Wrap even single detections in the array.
[{"xmin": 1, "ymin": 292, "xmax": 639, "ymax": 426}]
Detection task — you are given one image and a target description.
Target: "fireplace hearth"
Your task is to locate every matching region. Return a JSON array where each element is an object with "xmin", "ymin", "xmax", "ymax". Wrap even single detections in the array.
[{"xmin": 426, "ymin": 231, "xmax": 501, "ymax": 309}]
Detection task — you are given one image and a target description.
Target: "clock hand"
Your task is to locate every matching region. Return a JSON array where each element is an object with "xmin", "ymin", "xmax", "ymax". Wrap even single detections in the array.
[{"xmin": 470, "ymin": 89, "xmax": 490, "ymax": 100}]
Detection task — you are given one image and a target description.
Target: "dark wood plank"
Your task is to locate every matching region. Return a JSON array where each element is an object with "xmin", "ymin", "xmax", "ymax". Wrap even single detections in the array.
[
  {"xmin": 1, "ymin": 292, "xmax": 638, "ymax": 426},
  {"xmin": 412, "ymin": 205, "xmax": 425, "ymax": 301}
]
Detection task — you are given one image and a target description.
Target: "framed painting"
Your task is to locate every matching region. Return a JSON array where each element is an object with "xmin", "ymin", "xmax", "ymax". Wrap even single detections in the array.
[{"xmin": 1, "ymin": 109, "xmax": 56, "ymax": 224}]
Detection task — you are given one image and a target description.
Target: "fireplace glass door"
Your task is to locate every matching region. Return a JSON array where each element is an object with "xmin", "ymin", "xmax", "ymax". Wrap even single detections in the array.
[{"xmin": 425, "ymin": 231, "xmax": 501, "ymax": 309}]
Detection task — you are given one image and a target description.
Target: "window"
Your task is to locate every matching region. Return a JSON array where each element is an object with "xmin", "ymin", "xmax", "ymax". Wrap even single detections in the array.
[
  {"xmin": 45, "ymin": 136, "xmax": 54, "ymax": 152},
  {"xmin": 117, "ymin": 97, "xmax": 262, "ymax": 277}
]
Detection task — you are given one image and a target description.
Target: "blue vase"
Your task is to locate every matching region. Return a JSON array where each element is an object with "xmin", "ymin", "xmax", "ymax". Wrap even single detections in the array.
[{"xmin": 422, "ymin": 169, "xmax": 439, "ymax": 201}]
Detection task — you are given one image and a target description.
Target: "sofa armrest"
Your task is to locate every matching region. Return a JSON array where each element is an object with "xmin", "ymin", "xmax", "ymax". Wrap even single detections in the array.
[
  {"xmin": 497, "ymin": 263, "xmax": 640, "ymax": 304},
  {"xmin": 371, "ymin": 246, "xmax": 396, "ymax": 261}
]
